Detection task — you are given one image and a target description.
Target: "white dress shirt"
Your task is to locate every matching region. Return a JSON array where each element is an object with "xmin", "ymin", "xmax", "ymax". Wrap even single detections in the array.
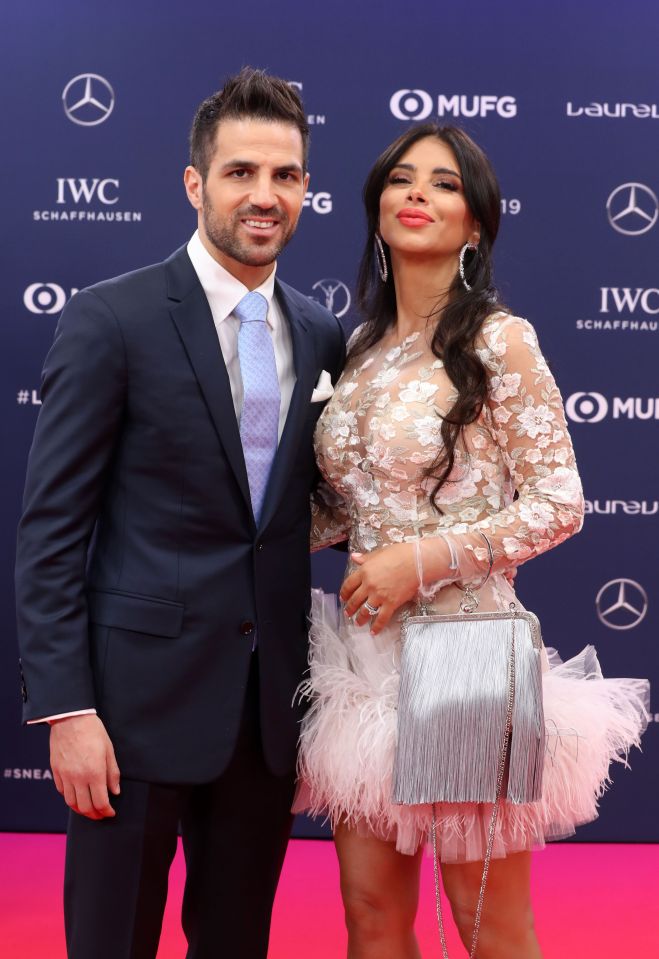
[
  {"xmin": 31, "ymin": 232, "xmax": 296, "ymax": 724},
  {"xmin": 187, "ymin": 230, "xmax": 296, "ymax": 441}
]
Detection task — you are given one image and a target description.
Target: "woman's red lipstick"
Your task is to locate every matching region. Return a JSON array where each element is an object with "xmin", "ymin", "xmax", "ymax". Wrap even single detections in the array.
[{"xmin": 396, "ymin": 208, "xmax": 434, "ymax": 226}]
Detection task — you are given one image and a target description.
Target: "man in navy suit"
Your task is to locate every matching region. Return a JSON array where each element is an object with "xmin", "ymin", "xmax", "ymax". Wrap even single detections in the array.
[{"xmin": 15, "ymin": 68, "xmax": 344, "ymax": 958}]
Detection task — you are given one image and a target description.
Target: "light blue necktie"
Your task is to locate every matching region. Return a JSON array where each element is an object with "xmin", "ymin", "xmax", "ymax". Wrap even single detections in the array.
[{"xmin": 235, "ymin": 291, "xmax": 281, "ymax": 523}]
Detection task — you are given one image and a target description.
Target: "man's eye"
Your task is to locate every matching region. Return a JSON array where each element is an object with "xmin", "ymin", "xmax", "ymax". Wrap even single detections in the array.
[{"xmin": 230, "ymin": 169, "xmax": 249, "ymax": 178}]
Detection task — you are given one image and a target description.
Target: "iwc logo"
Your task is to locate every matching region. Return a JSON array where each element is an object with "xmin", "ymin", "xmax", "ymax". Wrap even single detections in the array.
[
  {"xmin": 33, "ymin": 177, "xmax": 142, "ymax": 223},
  {"xmin": 62, "ymin": 74, "xmax": 115, "ymax": 126},
  {"xmin": 596, "ymin": 578, "xmax": 648, "ymax": 630},
  {"xmin": 606, "ymin": 183, "xmax": 658, "ymax": 236},
  {"xmin": 310, "ymin": 279, "xmax": 351, "ymax": 318}
]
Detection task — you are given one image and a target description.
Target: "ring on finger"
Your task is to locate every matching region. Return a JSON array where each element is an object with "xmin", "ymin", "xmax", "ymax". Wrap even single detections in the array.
[{"xmin": 363, "ymin": 601, "xmax": 380, "ymax": 616}]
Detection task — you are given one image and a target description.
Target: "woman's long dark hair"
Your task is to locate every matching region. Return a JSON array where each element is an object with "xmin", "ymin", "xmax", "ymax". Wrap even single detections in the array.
[{"xmin": 352, "ymin": 124, "xmax": 504, "ymax": 509}]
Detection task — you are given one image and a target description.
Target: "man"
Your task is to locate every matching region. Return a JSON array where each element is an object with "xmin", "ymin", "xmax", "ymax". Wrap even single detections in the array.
[{"xmin": 15, "ymin": 68, "xmax": 344, "ymax": 958}]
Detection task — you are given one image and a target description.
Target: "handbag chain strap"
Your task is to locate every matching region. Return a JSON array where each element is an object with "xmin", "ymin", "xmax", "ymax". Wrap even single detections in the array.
[{"xmin": 430, "ymin": 604, "xmax": 517, "ymax": 959}]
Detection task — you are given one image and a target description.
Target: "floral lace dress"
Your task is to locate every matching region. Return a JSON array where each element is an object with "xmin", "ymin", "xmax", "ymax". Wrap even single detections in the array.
[{"xmin": 294, "ymin": 313, "xmax": 649, "ymax": 862}]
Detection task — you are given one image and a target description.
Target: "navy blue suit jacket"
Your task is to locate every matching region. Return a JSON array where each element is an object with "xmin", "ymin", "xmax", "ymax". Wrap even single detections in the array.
[{"xmin": 15, "ymin": 245, "xmax": 345, "ymax": 782}]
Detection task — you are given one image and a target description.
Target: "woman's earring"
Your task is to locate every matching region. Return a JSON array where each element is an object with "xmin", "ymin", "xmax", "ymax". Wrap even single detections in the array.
[
  {"xmin": 459, "ymin": 242, "xmax": 478, "ymax": 292},
  {"xmin": 374, "ymin": 233, "xmax": 388, "ymax": 283}
]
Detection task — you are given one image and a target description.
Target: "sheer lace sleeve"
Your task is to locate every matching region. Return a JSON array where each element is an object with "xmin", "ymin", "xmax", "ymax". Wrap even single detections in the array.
[
  {"xmin": 425, "ymin": 315, "xmax": 585, "ymax": 581},
  {"xmin": 310, "ymin": 479, "xmax": 351, "ymax": 553}
]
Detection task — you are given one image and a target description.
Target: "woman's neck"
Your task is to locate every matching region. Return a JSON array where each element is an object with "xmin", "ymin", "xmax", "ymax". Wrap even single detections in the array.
[{"xmin": 389, "ymin": 252, "xmax": 457, "ymax": 340}]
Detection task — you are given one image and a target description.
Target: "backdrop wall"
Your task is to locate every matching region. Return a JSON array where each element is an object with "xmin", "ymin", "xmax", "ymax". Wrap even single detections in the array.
[{"xmin": 2, "ymin": 0, "xmax": 657, "ymax": 840}]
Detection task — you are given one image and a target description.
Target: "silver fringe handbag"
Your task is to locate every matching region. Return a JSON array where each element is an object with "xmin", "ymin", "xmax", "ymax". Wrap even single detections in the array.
[{"xmin": 392, "ymin": 534, "xmax": 545, "ymax": 958}]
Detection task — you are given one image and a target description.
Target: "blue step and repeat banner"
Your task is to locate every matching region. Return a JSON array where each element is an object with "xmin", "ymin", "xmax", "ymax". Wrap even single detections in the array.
[{"xmin": 2, "ymin": 0, "xmax": 657, "ymax": 839}]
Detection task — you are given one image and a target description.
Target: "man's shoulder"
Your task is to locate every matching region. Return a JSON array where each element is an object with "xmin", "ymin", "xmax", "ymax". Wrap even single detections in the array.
[
  {"xmin": 276, "ymin": 278, "xmax": 343, "ymax": 339},
  {"xmin": 83, "ymin": 245, "xmax": 189, "ymax": 311}
]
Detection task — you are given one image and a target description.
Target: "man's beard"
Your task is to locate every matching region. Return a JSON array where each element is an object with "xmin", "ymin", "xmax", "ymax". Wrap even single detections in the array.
[{"xmin": 201, "ymin": 191, "xmax": 296, "ymax": 267}]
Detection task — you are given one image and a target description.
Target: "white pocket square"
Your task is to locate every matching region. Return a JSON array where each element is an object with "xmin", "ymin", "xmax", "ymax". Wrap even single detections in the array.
[{"xmin": 311, "ymin": 370, "xmax": 334, "ymax": 403}]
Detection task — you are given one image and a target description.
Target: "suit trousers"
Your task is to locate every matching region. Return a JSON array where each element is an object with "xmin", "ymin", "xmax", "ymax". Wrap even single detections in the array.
[{"xmin": 64, "ymin": 655, "xmax": 296, "ymax": 959}]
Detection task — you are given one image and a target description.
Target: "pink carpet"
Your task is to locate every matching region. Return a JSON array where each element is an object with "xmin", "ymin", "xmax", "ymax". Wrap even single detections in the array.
[{"xmin": 1, "ymin": 834, "xmax": 657, "ymax": 956}]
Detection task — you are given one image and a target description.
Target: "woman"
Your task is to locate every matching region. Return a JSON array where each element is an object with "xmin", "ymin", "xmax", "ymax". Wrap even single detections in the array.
[{"xmin": 295, "ymin": 124, "xmax": 649, "ymax": 959}]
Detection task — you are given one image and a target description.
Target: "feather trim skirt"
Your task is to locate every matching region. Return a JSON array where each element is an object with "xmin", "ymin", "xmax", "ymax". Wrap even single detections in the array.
[{"xmin": 293, "ymin": 590, "xmax": 650, "ymax": 862}]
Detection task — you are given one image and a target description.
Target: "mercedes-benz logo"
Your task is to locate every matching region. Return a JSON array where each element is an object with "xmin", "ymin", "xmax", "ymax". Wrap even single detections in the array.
[
  {"xmin": 596, "ymin": 578, "xmax": 648, "ymax": 630},
  {"xmin": 310, "ymin": 279, "xmax": 351, "ymax": 318},
  {"xmin": 606, "ymin": 183, "xmax": 658, "ymax": 236},
  {"xmin": 62, "ymin": 74, "xmax": 115, "ymax": 126}
]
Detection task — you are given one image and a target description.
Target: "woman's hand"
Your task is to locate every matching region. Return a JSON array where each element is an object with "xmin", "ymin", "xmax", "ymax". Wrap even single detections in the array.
[{"xmin": 340, "ymin": 543, "xmax": 419, "ymax": 634}]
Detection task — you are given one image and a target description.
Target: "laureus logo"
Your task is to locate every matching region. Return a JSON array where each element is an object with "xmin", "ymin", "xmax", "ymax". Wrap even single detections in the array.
[{"xmin": 310, "ymin": 279, "xmax": 351, "ymax": 318}]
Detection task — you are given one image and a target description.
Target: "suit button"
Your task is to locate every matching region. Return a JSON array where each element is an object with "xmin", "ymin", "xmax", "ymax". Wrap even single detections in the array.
[
  {"xmin": 256, "ymin": 543, "xmax": 264, "ymax": 552},
  {"xmin": 239, "ymin": 621, "xmax": 255, "ymax": 635}
]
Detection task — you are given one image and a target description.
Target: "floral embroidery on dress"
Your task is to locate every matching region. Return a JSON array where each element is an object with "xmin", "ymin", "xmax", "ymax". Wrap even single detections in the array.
[{"xmin": 310, "ymin": 314, "xmax": 584, "ymax": 574}]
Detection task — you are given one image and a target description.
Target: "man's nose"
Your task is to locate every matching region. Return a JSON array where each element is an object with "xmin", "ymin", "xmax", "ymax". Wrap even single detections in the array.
[{"xmin": 249, "ymin": 175, "xmax": 277, "ymax": 210}]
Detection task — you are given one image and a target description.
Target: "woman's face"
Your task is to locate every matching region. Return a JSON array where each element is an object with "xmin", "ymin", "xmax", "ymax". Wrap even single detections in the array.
[{"xmin": 378, "ymin": 136, "xmax": 480, "ymax": 261}]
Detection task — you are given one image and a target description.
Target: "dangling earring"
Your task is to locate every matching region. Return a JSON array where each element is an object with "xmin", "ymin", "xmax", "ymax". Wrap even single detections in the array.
[
  {"xmin": 374, "ymin": 233, "xmax": 388, "ymax": 283},
  {"xmin": 459, "ymin": 242, "xmax": 478, "ymax": 292}
]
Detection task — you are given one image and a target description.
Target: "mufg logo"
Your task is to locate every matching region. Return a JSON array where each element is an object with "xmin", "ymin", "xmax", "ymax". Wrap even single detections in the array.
[
  {"xmin": 390, "ymin": 90, "xmax": 517, "ymax": 120},
  {"xmin": 303, "ymin": 191, "xmax": 332, "ymax": 214},
  {"xmin": 24, "ymin": 283, "xmax": 78, "ymax": 314},
  {"xmin": 566, "ymin": 392, "xmax": 659, "ymax": 422}
]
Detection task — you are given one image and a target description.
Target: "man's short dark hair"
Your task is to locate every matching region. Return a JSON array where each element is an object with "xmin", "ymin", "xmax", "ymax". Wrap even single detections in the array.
[{"xmin": 190, "ymin": 67, "xmax": 310, "ymax": 180}]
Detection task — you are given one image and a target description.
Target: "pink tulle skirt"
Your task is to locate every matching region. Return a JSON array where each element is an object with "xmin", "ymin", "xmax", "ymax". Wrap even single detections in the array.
[{"xmin": 293, "ymin": 590, "xmax": 650, "ymax": 862}]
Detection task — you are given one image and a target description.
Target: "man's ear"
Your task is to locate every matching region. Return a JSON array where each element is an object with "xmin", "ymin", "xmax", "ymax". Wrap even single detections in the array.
[{"xmin": 184, "ymin": 166, "xmax": 203, "ymax": 211}]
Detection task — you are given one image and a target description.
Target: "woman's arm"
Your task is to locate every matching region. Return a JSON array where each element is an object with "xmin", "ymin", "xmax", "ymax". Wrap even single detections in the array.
[
  {"xmin": 341, "ymin": 315, "xmax": 584, "ymax": 625},
  {"xmin": 419, "ymin": 314, "xmax": 584, "ymax": 585}
]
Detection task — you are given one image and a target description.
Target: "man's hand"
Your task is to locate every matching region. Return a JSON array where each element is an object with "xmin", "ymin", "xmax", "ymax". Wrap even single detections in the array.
[{"xmin": 50, "ymin": 714, "xmax": 121, "ymax": 820}]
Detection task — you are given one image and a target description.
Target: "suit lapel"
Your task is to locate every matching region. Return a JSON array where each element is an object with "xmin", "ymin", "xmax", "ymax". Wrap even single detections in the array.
[
  {"xmin": 258, "ymin": 281, "xmax": 316, "ymax": 533},
  {"xmin": 166, "ymin": 248, "xmax": 253, "ymax": 519}
]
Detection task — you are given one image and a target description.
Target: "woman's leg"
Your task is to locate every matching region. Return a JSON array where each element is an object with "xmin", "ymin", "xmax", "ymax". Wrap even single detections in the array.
[
  {"xmin": 334, "ymin": 821, "xmax": 423, "ymax": 959},
  {"xmin": 441, "ymin": 850, "xmax": 542, "ymax": 958}
]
